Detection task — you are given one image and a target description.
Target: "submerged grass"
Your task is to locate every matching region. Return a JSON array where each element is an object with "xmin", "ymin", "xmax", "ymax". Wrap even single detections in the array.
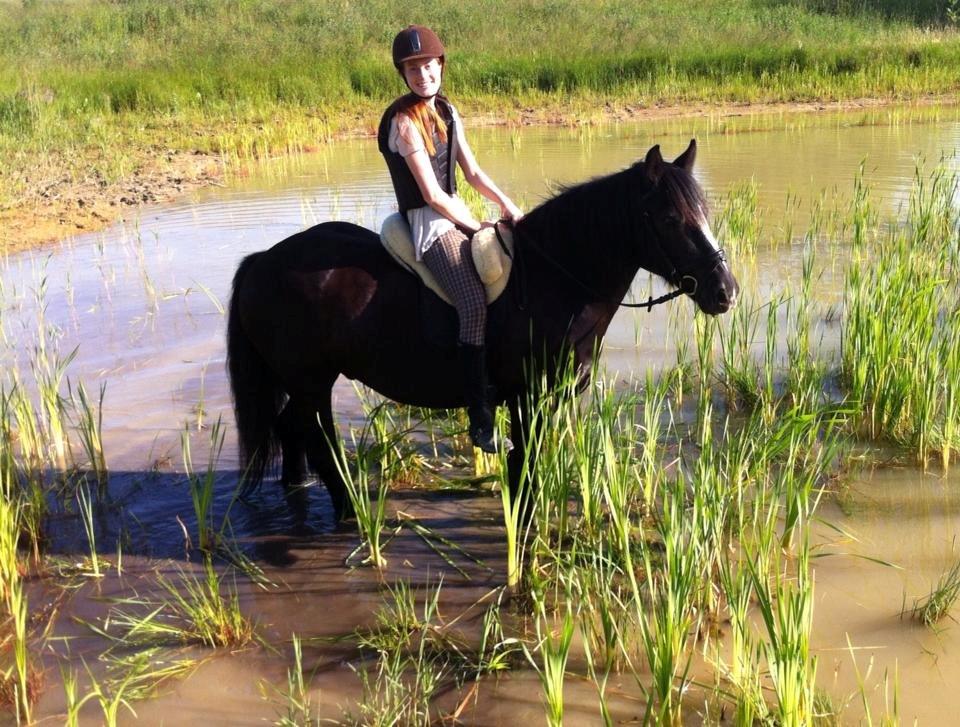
[
  {"xmin": 90, "ymin": 555, "xmax": 256, "ymax": 650},
  {"xmin": 909, "ymin": 558, "xmax": 960, "ymax": 626}
]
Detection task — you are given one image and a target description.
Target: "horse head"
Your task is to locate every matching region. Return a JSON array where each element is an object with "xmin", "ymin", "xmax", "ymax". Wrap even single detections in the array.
[{"xmin": 634, "ymin": 140, "xmax": 739, "ymax": 315}]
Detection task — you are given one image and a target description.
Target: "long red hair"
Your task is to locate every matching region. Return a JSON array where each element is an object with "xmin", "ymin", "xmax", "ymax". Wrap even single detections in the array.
[{"xmin": 396, "ymin": 94, "xmax": 448, "ymax": 157}]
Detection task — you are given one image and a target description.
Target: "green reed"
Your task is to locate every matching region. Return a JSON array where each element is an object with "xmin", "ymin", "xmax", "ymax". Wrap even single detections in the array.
[
  {"xmin": 0, "ymin": 387, "xmax": 44, "ymax": 555},
  {"xmin": 576, "ymin": 549, "xmax": 623, "ymax": 727},
  {"xmin": 349, "ymin": 580, "xmax": 451, "ymax": 726},
  {"xmin": 71, "ymin": 380, "xmax": 108, "ymax": 485},
  {"xmin": 694, "ymin": 311, "xmax": 718, "ymax": 437},
  {"xmin": 60, "ymin": 665, "xmax": 90, "ymax": 727},
  {"xmin": 846, "ymin": 639, "xmax": 901, "ymax": 727},
  {"xmin": 92, "ymin": 555, "xmax": 256, "ymax": 649},
  {"xmin": 0, "ymin": 468, "xmax": 33, "ymax": 724},
  {"xmin": 31, "ymin": 345, "xmax": 77, "ymax": 474},
  {"xmin": 271, "ymin": 635, "xmax": 320, "ymax": 727},
  {"xmin": 718, "ymin": 295, "xmax": 763, "ymax": 410},
  {"xmin": 714, "ymin": 179, "xmax": 761, "ymax": 264},
  {"xmin": 497, "ymin": 330, "xmax": 844, "ymax": 721},
  {"xmin": 763, "ymin": 293, "xmax": 785, "ymax": 417},
  {"xmin": 716, "ymin": 559, "xmax": 769, "ymax": 725},
  {"xmin": 497, "ymin": 432, "xmax": 531, "ymax": 590},
  {"xmin": 842, "ymin": 163, "xmax": 960, "ymax": 464},
  {"xmin": 638, "ymin": 371, "xmax": 670, "ymax": 510},
  {"xmin": 180, "ymin": 417, "xmax": 228, "ymax": 553},
  {"xmin": 525, "ymin": 594, "xmax": 576, "ymax": 727},
  {"xmin": 83, "ymin": 662, "xmax": 137, "ymax": 727},
  {"xmin": 353, "ymin": 387, "xmax": 428, "ymax": 485},
  {"xmin": 750, "ymin": 540, "xmax": 818, "ymax": 727},
  {"xmin": 786, "ymin": 240, "xmax": 825, "ymax": 410},
  {"xmin": 8, "ymin": 383, "xmax": 45, "ymax": 479},
  {"xmin": 634, "ymin": 476, "xmax": 702, "ymax": 724},
  {"xmin": 75, "ymin": 480, "xmax": 102, "ymax": 578},
  {"xmin": 328, "ymin": 408, "xmax": 391, "ymax": 569},
  {"xmin": 909, "ymin": 558, "xmax": 960, "ymax": 626}
]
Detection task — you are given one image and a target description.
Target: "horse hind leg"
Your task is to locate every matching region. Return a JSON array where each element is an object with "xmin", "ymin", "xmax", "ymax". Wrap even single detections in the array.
[
  {"xmin": 274, "ymin": 397, "xmax": 314, "ymax": 517},
  {"xmin": 276, "ymin": 399, "xmax": 309, "ymax": 487}
]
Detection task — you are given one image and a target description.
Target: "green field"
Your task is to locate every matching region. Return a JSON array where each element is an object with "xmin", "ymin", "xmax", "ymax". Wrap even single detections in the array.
[{"xmin": 2, "ymin": 0, "xmax": 960, "ymax": 244}]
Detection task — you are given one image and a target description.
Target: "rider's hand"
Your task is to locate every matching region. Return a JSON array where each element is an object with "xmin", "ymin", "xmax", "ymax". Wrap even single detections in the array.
[{"xmin": 501, "ymin": 201, "xmax": 524, "ymax": 224}]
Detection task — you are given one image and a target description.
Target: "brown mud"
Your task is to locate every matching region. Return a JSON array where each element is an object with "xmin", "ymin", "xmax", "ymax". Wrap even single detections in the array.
[
  {"xmin": 4, "ymin": 94, "xmax": 953, "ymax": 256},
  {"xmin": 1, "ymin": 149, "xmax": 225, "ymax": 257}
]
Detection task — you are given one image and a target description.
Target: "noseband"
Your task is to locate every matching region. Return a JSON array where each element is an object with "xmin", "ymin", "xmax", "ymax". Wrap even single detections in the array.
[{"xmin": 645, "ymin": 240, "xmax": 727, "ymax": 305}]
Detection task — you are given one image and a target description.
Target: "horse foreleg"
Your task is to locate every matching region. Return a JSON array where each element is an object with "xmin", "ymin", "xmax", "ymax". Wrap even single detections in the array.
[
  {"xmin": 304, "ymin": 394, "xmax": 352, "ymax": 522},
  {"xmin": 508, "ymin": 399, "xmax": 536, "ymax": 524}
]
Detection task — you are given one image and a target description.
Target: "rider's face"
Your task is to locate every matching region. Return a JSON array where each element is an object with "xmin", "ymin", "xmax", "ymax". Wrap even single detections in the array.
[{"xmin": 402, "ymin": 57, "xmax": 442, "ymax": 98}]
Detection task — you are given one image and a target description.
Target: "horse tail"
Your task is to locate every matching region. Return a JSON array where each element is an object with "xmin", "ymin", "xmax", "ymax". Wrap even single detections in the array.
[{"xmin": 227, "ymin": 253, "xmax": 284, "ymax": 490}]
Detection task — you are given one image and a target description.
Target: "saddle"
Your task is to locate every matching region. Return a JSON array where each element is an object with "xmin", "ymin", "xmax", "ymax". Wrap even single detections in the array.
[{"xmin": 379, "ymin": 213, "xmax": 515, "ymax": 304}]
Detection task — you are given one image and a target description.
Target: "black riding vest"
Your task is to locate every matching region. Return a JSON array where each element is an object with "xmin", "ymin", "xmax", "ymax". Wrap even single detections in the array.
[{"xmin": 377, "ymin": 94, "xmax": 459, "ymax": 214}]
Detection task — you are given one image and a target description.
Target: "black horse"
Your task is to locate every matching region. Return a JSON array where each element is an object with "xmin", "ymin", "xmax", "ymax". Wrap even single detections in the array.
[{"xmin": 227, "ymin": 140, "xmax": 739, "ymax": 518}]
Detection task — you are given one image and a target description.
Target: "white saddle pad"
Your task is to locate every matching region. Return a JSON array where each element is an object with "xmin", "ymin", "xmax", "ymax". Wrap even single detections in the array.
[{"xmin": 379, "ymin": 213, "xmax": 514, "ymax": 305}]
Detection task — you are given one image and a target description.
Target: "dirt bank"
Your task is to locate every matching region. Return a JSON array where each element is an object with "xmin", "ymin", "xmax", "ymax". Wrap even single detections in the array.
[
  {"xmin": 1, "ymin": 149, "xmax": 226, "ymax": 257},
  {"xmin": 2, "ymin": 95, "xmax": 952, "ymax": 256}
]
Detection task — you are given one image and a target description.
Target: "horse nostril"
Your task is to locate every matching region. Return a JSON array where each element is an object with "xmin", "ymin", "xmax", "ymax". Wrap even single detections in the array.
[{"xmin": 713, "ymin": 283, "xmax": 738, "ymax": 312}]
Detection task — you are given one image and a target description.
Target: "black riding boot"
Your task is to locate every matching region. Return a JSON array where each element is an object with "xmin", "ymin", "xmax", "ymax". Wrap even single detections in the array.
[{"xmin": 459, "ymin": 343, "xmax": 513, "ymax": 454}]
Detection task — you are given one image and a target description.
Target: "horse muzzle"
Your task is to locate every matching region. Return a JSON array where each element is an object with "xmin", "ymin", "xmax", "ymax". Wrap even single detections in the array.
[
  {"xmin": 683, "ymin": 260, "xmax": 740, "ymax": 316},
  {"xmin": 697, "ymin": 268, "xmax": 739, "ymax": 315},
  {"xmin": 676, "ymin": 250, "xmax": 739, "ymax": 316}
]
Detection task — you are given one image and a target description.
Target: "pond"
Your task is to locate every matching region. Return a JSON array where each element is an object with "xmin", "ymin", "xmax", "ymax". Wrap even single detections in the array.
[{"xmin": 5, "ymin": 104, "xmax": 960, "ymax": 723}]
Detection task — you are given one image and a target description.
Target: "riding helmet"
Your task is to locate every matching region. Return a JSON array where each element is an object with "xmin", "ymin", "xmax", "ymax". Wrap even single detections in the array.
[{"xmin": 392, "ymin": 25, "xmax": 445, "ymax": 69}]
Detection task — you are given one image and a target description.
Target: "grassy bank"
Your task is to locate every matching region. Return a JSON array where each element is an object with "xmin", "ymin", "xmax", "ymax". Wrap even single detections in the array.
[{"xmin": 2, "ymin": 0, "xmax": 960, "ymax": 251}]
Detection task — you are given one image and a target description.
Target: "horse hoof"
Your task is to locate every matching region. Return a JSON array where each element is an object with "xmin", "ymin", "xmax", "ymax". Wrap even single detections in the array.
[
  {"xmin": 332, "ymin": 498, "xmax": 355, "ymax": 522},
  {"xmin": 472, "ymin": 431, "xmax": 514, "ymax": 455}
]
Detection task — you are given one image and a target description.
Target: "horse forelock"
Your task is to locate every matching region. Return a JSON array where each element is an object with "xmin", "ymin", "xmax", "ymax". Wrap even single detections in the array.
[{"xmin": 659, "ymin": 165, "xmax": 709, "ymax": 227}]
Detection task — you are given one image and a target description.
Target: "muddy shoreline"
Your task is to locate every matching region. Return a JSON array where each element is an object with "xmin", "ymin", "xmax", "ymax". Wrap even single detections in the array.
[{"xmin": 4, "ymin": 94, "xmax": 953, "ymax": 256}]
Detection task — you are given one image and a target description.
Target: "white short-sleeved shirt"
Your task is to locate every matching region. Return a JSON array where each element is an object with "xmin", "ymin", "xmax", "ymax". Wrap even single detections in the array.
[{"xmin": 388, "ymin": 106, "xmax": 468, "ymax": 260}]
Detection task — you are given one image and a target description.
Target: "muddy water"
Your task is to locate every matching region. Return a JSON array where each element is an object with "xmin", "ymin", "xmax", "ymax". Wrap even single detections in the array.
[
  {"xmin": 5, "ymin": 105, "xmax": 960, "ymax": 723},
  {"xmin": 813, "ymin": 467, "xmax": 960, "ymax": 724}
]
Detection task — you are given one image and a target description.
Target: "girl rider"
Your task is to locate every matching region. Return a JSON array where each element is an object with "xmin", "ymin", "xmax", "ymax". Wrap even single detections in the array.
[{"xmin": 377, "ymin": 25, "xmax": 523, "ymax": 454}]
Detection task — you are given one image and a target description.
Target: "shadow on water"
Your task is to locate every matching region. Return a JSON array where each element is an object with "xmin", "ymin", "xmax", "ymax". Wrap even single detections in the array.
[
  {"xmin": 42, "ymin": 469, "xmax": 339, "ymax": 565},
  {"xmin": 42, "ymin": 469, "xmax": 508, "ymax": 569}
]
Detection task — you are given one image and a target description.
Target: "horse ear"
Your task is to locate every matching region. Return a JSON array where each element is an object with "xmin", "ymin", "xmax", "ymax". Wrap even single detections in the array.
[
  {"xmin": 673, "ymin": 139, "xmax": 697, "ymax": 172},
  {"xmin": 643, "ymin": 145, "xmax": 664, "ymax": 183}
]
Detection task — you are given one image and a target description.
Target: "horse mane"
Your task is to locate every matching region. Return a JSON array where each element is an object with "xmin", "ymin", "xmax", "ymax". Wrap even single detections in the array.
[
  {"xmin": 521, "ymin": 162, "xmax": 709, "ymax": 252},
  {"xmin": 516, "ymin": 159, "xmax": 708, "ymax": 282}
]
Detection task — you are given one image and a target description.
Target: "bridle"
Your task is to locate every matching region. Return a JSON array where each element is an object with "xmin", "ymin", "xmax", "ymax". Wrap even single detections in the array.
[{"xmin": 500, "ymin": 211, "xmax": 727, "ymax": 312}]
